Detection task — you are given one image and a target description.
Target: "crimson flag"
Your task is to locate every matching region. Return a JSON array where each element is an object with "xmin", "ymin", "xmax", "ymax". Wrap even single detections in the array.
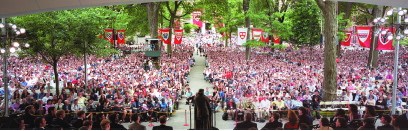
[
  {"xmin": 159, "ymin": 28, "xmax": 171, "ymax": 44},
  {"xmin": 252, "ymin": 28, "xmax": 262, "ymax": 41},
  {"xmin": 104, "ymin": 29, "xmax": 114, "ymax": 44},
  {"xmin": 273, "ymin": 34, "xmax": 280, "ymax": 44},
  {"xmin": 377, "ymin": 27, "xmax": 395, "ymax": 50},
  {"xmin": 356, "ymin": 26, "xmax": 372, "ymax": 48},
  {"xmin": 260, "ymin": 32, "xmax": 269, "ymax": 43},
  {"xmin": 117, "ymin": 29, "xmax": 126, "ymax": 44},
  {"xmin": 341, "ymin": 31, "xmax": 352, "ymax": 46},
  {"xmin": 174, "ymin": 29, "xmax": 183, "ymax": 44}
]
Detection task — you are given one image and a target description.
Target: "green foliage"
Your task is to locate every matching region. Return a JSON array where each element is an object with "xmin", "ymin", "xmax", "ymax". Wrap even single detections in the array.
[
  {"xmin": 337, "ymin": 12, "xmax": 352, "ymax": 41},
  {"xmin": 183, "ymin": 23, "xmax": 199, "ymax": 34},
  {"xmin": 11, "ymin": 7, "xmax": 118, "ymax": 60},
  {"xmin": 243, "ymin": 40, "xmax": 266, "ymax": 47},
  {"xmin": 289, "ymin": 0, "xmax": 321, "ymax": 46},
  {"xmin": 125, "ymin": 4, "xmax": 150, "ymax": 36},
  {"xmin": 270, "ymin": 44, "xmax": 287, "ymax": 50}
]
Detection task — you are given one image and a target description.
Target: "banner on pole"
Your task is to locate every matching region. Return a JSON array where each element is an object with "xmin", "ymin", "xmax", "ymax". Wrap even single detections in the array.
[
  {"xmin": 252, "ymin": 28, "xmax": 262, "ymax": 41},
  {"xmin": 104, "ymin": 28, "xmax": 114, "ymax": 44},
  {"xmin": 237, "ymin": 28, "xmax": 248, "ymax": 46},
  {"xmin": 356, "ymin": 26, "xmax": 372, "ymax": 48},
  {"xmin": 340, "ymin": 31, "xmax": 352, "ymax": 46},
  {"xmin": 260, "ymin": 32, "xmax": 269, "ymax": 43},
  {"xmin": 174, "ymin": 29, "xmax": 183, "ymax": 44},
  {"xmin": 377, "ymin": 27, "xmax": 395, "ymax": 50},
  {"xmin": 117, "ymin": 29, "xmax": 126, "ymax": 44},
  {"xmin": 159, "ymin": 28, "xmax": 171, "ymax": 44},
  {"xmin": 273, "ymin": 34, "xmax": 280, "ymax": 44}
]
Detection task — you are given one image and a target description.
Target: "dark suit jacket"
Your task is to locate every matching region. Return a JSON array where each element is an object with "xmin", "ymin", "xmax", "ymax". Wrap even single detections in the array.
[
  {"xmin": 72, "ymin": 118, "xmax": 84, "ymax": 129},
  {"xmin": 377, "ymin": 124, "xmax": 394, "ymax": 130},
  {"xmin": 261, "ymin": 121, "xmax": 283, "ymax": 130},
  {"xmin": 152, "ymin": 125, "xmax": 173, "ymax": 130},
  {"xmin": 233, "ymin": 121, "xmax": 258, "ymax": 130},
  {"xmin": 52, "ymin": 118, "xmax": 72, "ymax": 130}
]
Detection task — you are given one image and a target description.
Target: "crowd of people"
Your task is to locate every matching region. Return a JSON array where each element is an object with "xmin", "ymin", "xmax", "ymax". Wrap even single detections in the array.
[
  {"xmin": 0, "ymin": 30, "xmax": 408, "ymax": 130},
  {"xmin": 0, "ymin": 42, "xmax": 194, "ymax": 129}
]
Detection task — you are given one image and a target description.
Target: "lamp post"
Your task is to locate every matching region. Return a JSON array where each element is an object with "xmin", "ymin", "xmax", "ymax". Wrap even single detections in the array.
[
  {"xmin": 374, "ymin": 7, "xmax": 408, "ymax": 115},
  {"xmin": 0, "ymin": 18, "xmax": 28, "ymax": 117}
]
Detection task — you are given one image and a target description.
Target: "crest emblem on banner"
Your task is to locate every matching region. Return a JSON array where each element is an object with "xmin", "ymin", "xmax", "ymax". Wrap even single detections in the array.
[
  {"xmin": 118, "ymin": 32, "xmax": 124, "ymax": 40},
  {"xmin": 239, "ymin": 32, "xmax": 246, "ymax": 39},
  {"xmin": 379, "ymin": 29, "xmax": 391, "ymax": 45},
  {"xmin": 175, "ymin": 32, "xmax": 182, "ymax": 40},
  {"xmin": 105, "ymin": 32, "xmax": 112, "ymax": 40},
  {"xmin": 357, "ymin": 30, "xmax": 369, "ymax": 42},
  {"xmin": 162, "ymin": 32, "xmax": 169, "ymax": 40}
]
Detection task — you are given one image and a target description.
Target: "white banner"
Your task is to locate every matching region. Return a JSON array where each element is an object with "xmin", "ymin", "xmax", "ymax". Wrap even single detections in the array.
[{"xmin": 237, "ymin": 28, "xmax": 248, "ymax": 46}]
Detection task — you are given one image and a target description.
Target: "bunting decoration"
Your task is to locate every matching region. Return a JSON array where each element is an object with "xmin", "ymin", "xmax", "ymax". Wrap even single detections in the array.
[
  {"xmin": 159, "ymin": 28, "xmax": 171, "ymax": 44},
  {"xmin": 356, "ymin": 26, "xmax": 372, "ymax": 48},
  {"xmin": 104, "ymin": 28, "xmax": 114, "ymax": 44},
  {"xmin": 174, "ymin": 29, "xmax": 183, "ymax": 44},
  {"xmin": 377, "ymin": 27, "xmax": 395, "ymax": 50},
  {"xmin": 237, "ymin": 28, "xmax": 248, "ymax": 46},
  {"xmin": 252, "ymin": 28, "xmax": 262, "ymax": 41},
  {"xmin": 260, "ymin": 32, "xmax": 269, "ymax": 43},
  {"xmin": 273, "ymin": 34, "xmax": 280, "ymax": 44},
  {"xmin": 117, "ymin": 29, "xmax": 126, "ymax": 44},
  {"xmin": 340, "ymin": 31, "xmax": 352, "ymax": 46}
]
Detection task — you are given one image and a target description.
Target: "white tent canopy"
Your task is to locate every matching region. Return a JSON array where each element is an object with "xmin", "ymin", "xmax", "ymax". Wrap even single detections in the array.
[
  {"xmin": 0, "ymin": 0, "xmax": 169, "ymax": 18},
  {"xmin": 334, "ymin": 0, "xmax": 408, "ymax": 8},
  {"xmin": 0, "ymin": 0, "xmax": 407, "ymax": 18}
]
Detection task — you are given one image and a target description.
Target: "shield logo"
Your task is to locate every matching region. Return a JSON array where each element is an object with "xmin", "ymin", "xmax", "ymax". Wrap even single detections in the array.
[
  {"xmin": 176, "ymin": 32, "xmax": 182, "ymax": 40},
  {"xmin": 357, "ymin": 30, "xmax": 369, "ymax": 42},
  {"xmin": 162, "ymin": 32, "xmax": 169, "ymax": 40},
  {"xmin": 118, "ymin": 32, "xmax": 124, "ymax": 40},
  {"xmin": 239, "ymin": 32, "xmax": 246, "ymax": 39},
  {"xmin": 344, "ymin": 33, "xmax": 351, "ymax": 42},
  {"xmin": 379, "ymin": 29, "xmax": 391, "ymax": 45},
  {"xmin": 105, "ymin": 32, "xmax": 112, "ymax": 40}
]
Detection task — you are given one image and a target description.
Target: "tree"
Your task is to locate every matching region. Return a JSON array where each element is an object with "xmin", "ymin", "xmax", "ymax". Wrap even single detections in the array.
[
  {"xmin": 12, "ymin": 8, "xmax": 116, "ymax": 96},
  {"xmin": 315, "ymin": 0, "xmax": 338, "ymax": 101},
  {"xmin": 290, "ymin": 0, "xmax": 321, "ymax": 46},
  {"xmin": 162, "ymin": 1, "xmax": 194, "ymax": 55},
  {"xmin": 243, "ymin": 0, "xmax": 251, "ymax": 60},
  {"xmin": 367, "ymin": 5, "xmax": 383, "ymax": 69}
]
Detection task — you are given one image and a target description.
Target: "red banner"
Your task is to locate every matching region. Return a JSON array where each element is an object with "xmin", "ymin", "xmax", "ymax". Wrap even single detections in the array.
[
  {"xmin": 356, "ymin": 26, "xmax": 372, "ymax": 48},
  {"xmin": 104, "ymin": 29, "xmax": 114, "ymax": 44},
  {"xmin": 252, "ymin": 28, "xmax": 263, "ymax": 41},
  {"xmin": 273, "ymin": 34, "xmax": 280, "ymax": 44},
  {"xmin": 117, "ymin": 29, "xmax": 125, "ymax": 45},
  {"xmin": 341, "ymin": 31, "xmax": 352, "ymax": 46},
  {"xmin": 377, "ymin": 27, "xmax": 395, "ymax": 50},
  {"xmin": 260, "ymin": 32, "xmax": 269, "ymax": 43},
  {"xmin": 159, "ymin": 28, "xmax": 171, "ymax": 44},
  {"xmin": 174, "ymin": 29, "xmax": 183, "ymax": 44}
]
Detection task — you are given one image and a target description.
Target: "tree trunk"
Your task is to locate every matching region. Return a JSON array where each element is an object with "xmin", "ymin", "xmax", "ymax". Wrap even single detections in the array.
[
  {"xmin": 167, "ymin": 16, "xmax": 174, "ymax": 56},
  {"xmin": 147, "ymin": 2, "xmax": 160, "ymax": 69},
  {"xmin": 53, "ymin": 60, "xmax": 60, "ymax": 97},
  {"xmin": 367, "ymin": 6, "xmax": 382, "ymax": 69},
  {"xmin": 316, "ymin": 0, "xmax": 338, "ymax": 101},
  {"xmin": 244, "ymin": 0, "xmax": 251, "ymax": 60}
]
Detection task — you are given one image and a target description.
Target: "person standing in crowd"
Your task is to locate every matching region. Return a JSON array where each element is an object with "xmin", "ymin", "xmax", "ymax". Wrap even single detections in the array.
[
  {"xmin": 395, "ymin": 112, "xmax": 408, "ymax": 130},
  {"xmin": 194, "ymin": 88, "xmax": 212, "ymax": 130},
  {"xmin": 128, "ymin": 114, "xmax": 146, "ymax": 130},
  {"xmin": 333, "ymin": 117, "xmax": 349, "ymax": 130},
  {"xmin": 79, "ymin": 120, "xmax": 93, "ymax": 130},
  {"xmin": 233, "ymin": 113, "xmax": 258, "ymax": 130},
  {"xmin": 153, "ymin": 116, "xmax": 173, "ymax": 130},
  {"xmin": 261, "ymin": 113, "xmax": 282, "ymax": 130}
]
